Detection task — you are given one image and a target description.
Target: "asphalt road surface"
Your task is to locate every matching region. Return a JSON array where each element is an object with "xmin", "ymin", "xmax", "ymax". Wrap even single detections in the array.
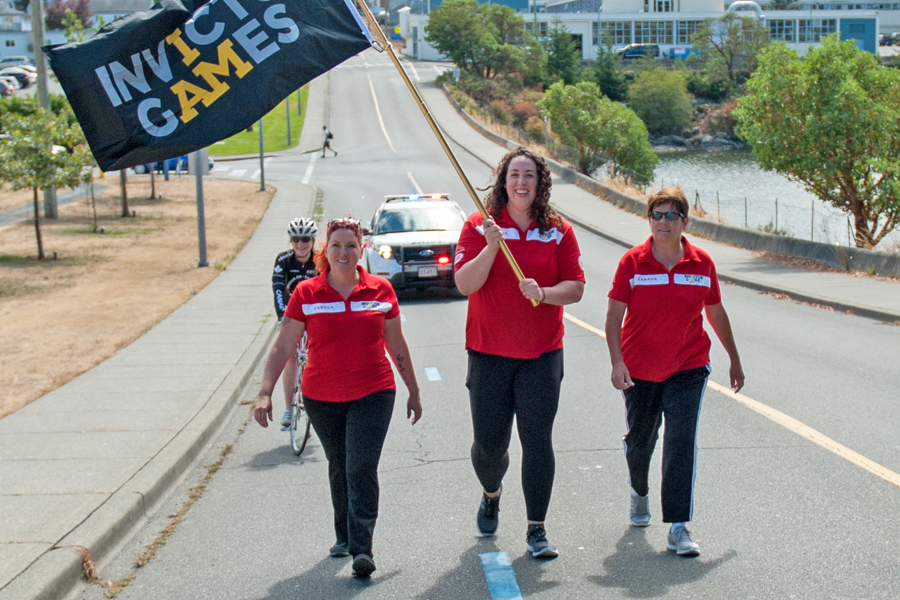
[{"xmin": 70, "ymin": 51, "xmax": 900, "ymax": 600}]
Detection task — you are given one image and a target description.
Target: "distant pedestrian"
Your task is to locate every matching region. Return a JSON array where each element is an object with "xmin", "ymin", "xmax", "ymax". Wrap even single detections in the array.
[
  {"xmin": 605, "ymin": 186, "xmax": 744, "ymax": 557},
  {"xmin": 255, "ymin": 216, "xmax": 421, "ymax": 579},
  {"xmin": 322, "ymin": 125, "xmax": 337, "ymax": 157},
  {"xmin": 454, "ymin": 147, "xmax": 585, "ymax": 559}
]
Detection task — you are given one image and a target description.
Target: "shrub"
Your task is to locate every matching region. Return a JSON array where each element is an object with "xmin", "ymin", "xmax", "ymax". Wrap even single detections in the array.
[
  {"xmin": 511, "ymin": 101, "xmax": 540, "ymax": 127},
  {"xmin": 627, "ymin": 66, "xmax": 693, "ymax": 135}
]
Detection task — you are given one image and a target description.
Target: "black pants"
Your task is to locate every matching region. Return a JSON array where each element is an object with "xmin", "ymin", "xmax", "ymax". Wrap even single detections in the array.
[
  {"xmin": 467, "ymin": 349, "xmax": 563, "ymax": 522},
  {"xmin": 622, "ymin": 365, "xmax": 710, "ymax": 523},
  {"xmin": 304, "ymin": 390, "xmax": 395, "ymax": 557}
]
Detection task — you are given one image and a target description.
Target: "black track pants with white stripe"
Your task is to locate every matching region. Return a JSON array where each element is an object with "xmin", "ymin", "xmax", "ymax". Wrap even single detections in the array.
[{"xmin": 623, "ymin": 365, "xmax": 710, "ymax": 523}]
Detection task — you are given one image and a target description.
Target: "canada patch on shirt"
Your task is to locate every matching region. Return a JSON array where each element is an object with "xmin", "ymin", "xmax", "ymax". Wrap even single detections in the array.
[
  {"xmin": 526, "ymin": 228, "xmax": 563, "ymax": 244},
  {"xmin": 630, "ymin": 274, "xmax": 668, "ymax": 287},
  {"xmin": 674, "ymin": 274, "xmax": 711, "ymax": 287},
  {"xmin": 350, "ymin": 300, "xmax": 392, "ymax": 313},
  {"xmin": 302, "ymin": 302, "xmax": 345, "ymax": 315}
]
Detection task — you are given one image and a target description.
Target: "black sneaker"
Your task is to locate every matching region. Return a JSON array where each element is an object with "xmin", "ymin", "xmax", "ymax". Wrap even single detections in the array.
[
  {"xmin": 352, "ymin": 554, "xmax": 376, "ymax": 578},
  {"xmin": 329, "ymin": 542, "xmax": 349, "ymax": 557},
  {"xmin": 476, "ymin": 487, "xmax": 501, "ymax": 536},
  {"xmin": 526, "ymin": 524, "xmax": 559, "ymax": 559}
]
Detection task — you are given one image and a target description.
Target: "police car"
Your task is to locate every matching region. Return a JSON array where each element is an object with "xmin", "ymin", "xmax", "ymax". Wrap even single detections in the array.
[{"xmin": 363, "ymin": 194, "xmax": 466, "ymax": 289}]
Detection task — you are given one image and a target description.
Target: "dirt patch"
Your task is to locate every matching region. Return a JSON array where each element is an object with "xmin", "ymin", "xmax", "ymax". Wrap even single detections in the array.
[{"xmin": 0, "ymin": 176, "xmax": 274, "ymax": 420}]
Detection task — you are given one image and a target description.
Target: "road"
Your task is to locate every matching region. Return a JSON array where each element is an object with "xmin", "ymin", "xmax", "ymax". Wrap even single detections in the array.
[{"xmin": 71, "ymin": 52, "xmax": 900, "ymax": 599}]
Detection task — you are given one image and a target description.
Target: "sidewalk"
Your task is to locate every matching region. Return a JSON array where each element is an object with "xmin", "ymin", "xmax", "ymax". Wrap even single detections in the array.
[
  {"xmin": 415, "ymin": 78, "xmax": 900, "ymax": 323},
  {"xmin": 0, "ymin": 74, "xmax": 333, "ymax": 600}
]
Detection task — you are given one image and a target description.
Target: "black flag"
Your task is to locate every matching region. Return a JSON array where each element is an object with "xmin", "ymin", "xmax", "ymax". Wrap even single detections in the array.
[{"xmin": 45, "ymin": 0, "xmax": 372, "ymax": 171}]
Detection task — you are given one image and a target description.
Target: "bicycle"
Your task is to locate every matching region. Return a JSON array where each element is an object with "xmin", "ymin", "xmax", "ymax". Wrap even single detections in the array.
[{"xmin": 282, "ymin": 333, "xmax": 311, "ymax": 455}]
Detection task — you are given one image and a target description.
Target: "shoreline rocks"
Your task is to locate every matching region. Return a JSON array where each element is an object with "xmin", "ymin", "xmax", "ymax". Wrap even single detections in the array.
[{"xmin": 650, "ymin": 132, "xmax": 751, "ymax": 153}]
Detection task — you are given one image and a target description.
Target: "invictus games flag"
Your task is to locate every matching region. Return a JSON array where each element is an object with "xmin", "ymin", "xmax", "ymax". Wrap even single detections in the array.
[{"xmin": 44, "ymin": 0, "xmax": 373, "ymax": 171}]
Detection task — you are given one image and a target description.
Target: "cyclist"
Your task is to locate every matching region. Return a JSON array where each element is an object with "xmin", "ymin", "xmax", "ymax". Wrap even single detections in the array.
[{"xmin": 272, "ymin": 217, "xmax": 319, "ymax": 428}]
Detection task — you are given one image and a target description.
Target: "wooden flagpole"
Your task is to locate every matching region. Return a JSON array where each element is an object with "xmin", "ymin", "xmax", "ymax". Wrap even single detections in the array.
[{"xmin": 355, "ymin": 2, "xmax": 537, "ymax": 306}]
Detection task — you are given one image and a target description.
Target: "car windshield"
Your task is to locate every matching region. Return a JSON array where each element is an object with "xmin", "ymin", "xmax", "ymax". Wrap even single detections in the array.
[{"xmin": 375, "ymin": 206, "xmax": 464, "ymax": 234}]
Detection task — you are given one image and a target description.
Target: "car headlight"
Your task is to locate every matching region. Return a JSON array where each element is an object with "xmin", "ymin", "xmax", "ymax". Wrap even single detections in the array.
[{"xmin": 378, "ymin": 245, "xmax": 393, "ymax": 260}]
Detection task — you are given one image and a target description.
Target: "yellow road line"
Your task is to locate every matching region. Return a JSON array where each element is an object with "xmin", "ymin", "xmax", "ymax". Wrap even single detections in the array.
[
  {"xmin": 563, "ymin": 312, "xmax": 900, "ymax": 489},
  {"xmin": 407, "ymin": 172, "xmax": 423, "ymax": 194},
  {"xmin": 367, "ymin": 73, "xmax": 397, "ymax": 154}
]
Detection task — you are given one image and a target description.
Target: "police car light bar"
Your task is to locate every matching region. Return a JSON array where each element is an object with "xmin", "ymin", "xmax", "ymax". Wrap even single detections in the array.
[{"xmin": 384, "ymin": 194, "xmax": 450, "ymax": 203}]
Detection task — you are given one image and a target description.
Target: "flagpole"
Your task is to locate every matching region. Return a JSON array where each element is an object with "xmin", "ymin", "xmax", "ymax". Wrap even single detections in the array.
[{"xmin": 356, "ymin": 1, "xmax": 537, "ymax": 306}]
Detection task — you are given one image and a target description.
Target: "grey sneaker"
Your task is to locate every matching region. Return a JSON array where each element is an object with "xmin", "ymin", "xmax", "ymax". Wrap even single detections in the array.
[
  {"xmin": 526, "ymin": 524, "xmax": 559, "ymax": 558},
  {"xmin": 352, "ymin": 554, "xmax": 376, "ymax": 577},
  {"xmin": 280, "ymin": 409, "xmax": 292, "ymax": 428},
  {"xmin": 630, "ymin": 492, "xmax": 651, "ymax": 527},
  {"xmin": 667, "ymin": 526, "xmax": 700, "ymax": 556},
  {"xmin": 329, "ymin": 542, "xmax": 349, "ymax": 557},
  {"xmin": 476, "ymin": 487, "xmax": 501, "ymax": 537}
]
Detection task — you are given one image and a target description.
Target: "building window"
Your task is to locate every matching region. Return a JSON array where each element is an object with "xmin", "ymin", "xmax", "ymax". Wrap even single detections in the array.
[
  {"xmin": 799, "ymin": 19, "xmax": 836, "ymax": 42},
  {"xmin": 5, "ymin": 40, "xmax": 14, "ymax": 47},
  {"xmin": 654, "ymin": 0, "xmax": 673, "ymax": 11},
  {"xmin": 676, "ymin": 20, "xmax": 701, "ymax": 44},
  {"xmin": 601, "ymin": 21, "xmax": 632, "ymax": 45},
  {"xmin": 525, "ymin": 21, "xmax": 548, "ymax": 38},
  {"xmin": 634, "ymin": 21, "xmax": 673, "ymax": 44},
  {"xmin": 768, "ymin": 19, "xmax": 796, "ymax": 42}
]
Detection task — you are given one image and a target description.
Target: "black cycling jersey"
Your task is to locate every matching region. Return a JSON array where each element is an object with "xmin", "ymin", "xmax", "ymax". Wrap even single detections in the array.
[{"xmin": 272, "ymin": 249, "xmax": 317, "ymax": 320}]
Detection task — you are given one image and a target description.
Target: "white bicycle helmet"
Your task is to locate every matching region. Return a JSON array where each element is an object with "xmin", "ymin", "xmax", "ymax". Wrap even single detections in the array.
[{"xmin": 287, "ymin": 218, "xmax": 317, "ymax": 237}]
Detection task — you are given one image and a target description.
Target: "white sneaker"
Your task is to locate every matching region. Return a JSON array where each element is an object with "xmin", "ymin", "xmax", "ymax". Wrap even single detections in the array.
[
  {"xmin": 630, "ymin": 492, "xmax": 651, "ymax": 527},
  {"xmin": 667, "ymin": 526, "xmax": 700, "ymax": 556}
]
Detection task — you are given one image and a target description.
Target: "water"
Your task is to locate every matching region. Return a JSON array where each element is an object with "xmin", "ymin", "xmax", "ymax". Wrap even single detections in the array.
[{"xmin": 651, "ymin": 150, "xmax": 899, "ymax": 250}]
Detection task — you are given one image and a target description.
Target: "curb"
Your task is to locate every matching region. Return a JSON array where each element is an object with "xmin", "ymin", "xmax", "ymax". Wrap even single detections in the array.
[{"xmin": 0, "ymin": 318, "xmax": 277, "ymax": 600}]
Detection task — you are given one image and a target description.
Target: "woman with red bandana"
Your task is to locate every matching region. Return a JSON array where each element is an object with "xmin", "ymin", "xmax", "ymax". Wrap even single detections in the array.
[{"xmin": 255, "ymin": 217, "xmax": 422, "ymax": 578}]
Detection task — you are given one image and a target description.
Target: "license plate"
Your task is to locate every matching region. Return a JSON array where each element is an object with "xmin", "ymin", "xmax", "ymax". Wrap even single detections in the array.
[{"xmin": 418, "ymin": 266, "xmax": 437, "ymax": 277}]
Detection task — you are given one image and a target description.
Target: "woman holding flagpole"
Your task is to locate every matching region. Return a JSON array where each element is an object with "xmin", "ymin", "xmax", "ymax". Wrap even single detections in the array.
[{"xmin": 454, "ymin": 147, "xmax": 585, "ymax": 558}]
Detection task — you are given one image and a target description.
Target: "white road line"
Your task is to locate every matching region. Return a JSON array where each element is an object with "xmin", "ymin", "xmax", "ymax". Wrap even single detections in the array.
[
  {"xmin": 424, "ymin": 367, "xmax": 442, "ymax": 381},
  {"xmin": 301, "ymin": 153, "xmax": 317, "ymax": 185},
  {"xmin": 367, "ymin": 73, "xmax": 397, "ymax": 154},
  {"xmin": 406, "ymin": 61, "xmax": 420, "ymax": 82},
  {"xmin": 251, "ymin": 169, "xmax": 260, "ymax": 180},
  {"xmin": 230, "ymin": 169, "xmax": 246, "ymax": 178},
  {"xmin": 561, "ymin": 311, "xmax": 900, "ymax": 489},
  {"xmin": 407, "ymin": 172, "xmax": 423, "ymax": 194},
  {"xmin": 434, "ymin": 65, "xmax": 447, "ymax": 75}
]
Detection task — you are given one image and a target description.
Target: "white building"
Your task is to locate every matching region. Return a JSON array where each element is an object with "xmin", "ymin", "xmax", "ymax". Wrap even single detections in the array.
[{"xmin": 400, "ymin": 0, "xmax": 879, "ymax": 61}]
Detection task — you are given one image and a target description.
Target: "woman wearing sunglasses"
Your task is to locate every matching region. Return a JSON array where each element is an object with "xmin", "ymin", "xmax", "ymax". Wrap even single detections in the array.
[
  {"xmin": 255, "ymin": 217, "xmax": 422, "ymax": 579},
  {"xmin": 272, "ymin": 218, "xmax": 320, "ymax": 428},
  {"xmin": 605, "ymin": 187, "xmax": 744, "ymax": 557}
]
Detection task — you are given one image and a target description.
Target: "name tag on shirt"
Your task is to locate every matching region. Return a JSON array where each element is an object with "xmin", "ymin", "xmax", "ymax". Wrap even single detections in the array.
[
  {"xmin": 525, "ymin": 228, "xmax": 563, "ymax": 244},
  {"xmin": 350, "ymin": 301, "xmax": 392, "ymax": 313},
  {"xmin": 674, "ymin": 274, "xmax": 711, "ymax": 287},
  {"xmin": 302, "ymin": 302, "xmax": 345, "ymax": 315},
  {"xmin": 630, "ymin": 274, "xmax": 668, "ymax": 287}
]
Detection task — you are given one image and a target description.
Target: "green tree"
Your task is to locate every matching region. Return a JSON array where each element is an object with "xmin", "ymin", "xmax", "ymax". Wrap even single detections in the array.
[
  {"xmin": 627, "ymin": 65, "xmax": 693, "ymax": 136},
  {"xmin": 691, "ymin": 13, "xmax": 769, "ymax": 92},
  {"xmin": 538, "ymin": 81, "xmax": 657, "ymax": 183},
  {"xmin": 545, "ymin": 19, "xmax": 579, "ymax": 85},
  {"xmin": 765, "ymin": 0, "xmax": 800, "ymax": 9},
  {"xmin": 425, "ymin": 0, "xmax": 529, "ymax": 79},
  {"xmin": 0, "ymin": 108, "xmax": 94, "ymax": 259},
  {"xmin": 46, "ymin": 0, "xmax": 92, "ymax": 31},
  {"xmin": 584, "ymin": 40, "xmax": 627, "ymax": 102},
  {"xmin": 734, "ymin": 36, "xmax": 900, "ymax": 249}
]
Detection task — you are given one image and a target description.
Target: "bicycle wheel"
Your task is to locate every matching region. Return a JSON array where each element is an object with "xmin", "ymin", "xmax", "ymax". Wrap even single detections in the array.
[{"xmin": 290, "ymin": 402, "xmax": 311, "ymax": 455}]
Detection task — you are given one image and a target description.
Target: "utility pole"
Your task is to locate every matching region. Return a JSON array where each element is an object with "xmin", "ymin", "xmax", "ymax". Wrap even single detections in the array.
[{"xmin": 30, "ymin": 0, "xmax": 57, "ymax": 219}]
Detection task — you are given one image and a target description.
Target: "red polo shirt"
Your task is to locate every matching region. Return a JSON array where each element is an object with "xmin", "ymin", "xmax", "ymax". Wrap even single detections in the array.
[
  {"xmin": 608, "ymin": 236, "xmax": 721, "ymax": 382},
  {"xmin": 455, "ymin": 207, "xmax": 585, "ymax": 359},
  {"xmin": 284, "ymin": 266, "xmax": 399, "ymax": 402}
]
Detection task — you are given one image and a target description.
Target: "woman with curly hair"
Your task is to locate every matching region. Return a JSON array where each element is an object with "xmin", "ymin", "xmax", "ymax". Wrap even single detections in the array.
[{"xmin": 454, "ymin": 147, "xmax": 585, "ymax": 558}]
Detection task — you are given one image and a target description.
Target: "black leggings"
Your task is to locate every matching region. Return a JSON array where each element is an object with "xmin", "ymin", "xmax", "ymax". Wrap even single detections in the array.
[
  {"xmin": 467, "ymin": 349, "xmax": 563, "ymax": 522},
  {"xmin": 304, "ymin": 390, "xmax": 395, "ymax": 557}
]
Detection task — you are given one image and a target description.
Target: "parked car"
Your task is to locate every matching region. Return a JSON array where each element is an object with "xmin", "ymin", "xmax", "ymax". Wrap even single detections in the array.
[
  {"xmin": 616, "ymin": 43, "xmax": 660, "ymax": 59},
  {"xmin": 0, "ymin": 55, "xmax": 31, "ymax": 68},
  {"xmin": 880, "ymin": 34, "xmax": 893, "ymax": 46},
  {"xmin": 363, "ymin": 194, "xmax": 467, "ymax": 290},
  {"xmin": 0, "ymin": 67, "xmax": 35, "ymax": 87},
  {"xmin": 0, "ymin": 76, "xmax": 19, "ymax": 95},
  {"xmin": 133, "ymin": 154, "xmax": 214, "ymax": 174}
]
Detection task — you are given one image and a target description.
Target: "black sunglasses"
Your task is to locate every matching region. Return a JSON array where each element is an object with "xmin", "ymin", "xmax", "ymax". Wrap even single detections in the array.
[
  {"xmin": 649, "ymin": 211, "xmax": 685, "ymax": 222},
  {"xmin": 290, "ymin": 236, "xmax": 313, "ymax": 243}
]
